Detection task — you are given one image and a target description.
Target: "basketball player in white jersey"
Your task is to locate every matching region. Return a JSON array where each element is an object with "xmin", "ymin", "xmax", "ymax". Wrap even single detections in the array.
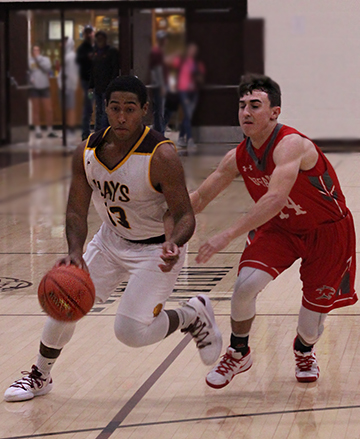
[{"xmin": 4, "ymin": 75, "xmax": 222, "ymax": 402}]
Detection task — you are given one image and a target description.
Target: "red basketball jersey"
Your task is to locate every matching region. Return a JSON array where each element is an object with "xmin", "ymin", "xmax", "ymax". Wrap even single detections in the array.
[{"xmin": 236, "ymin": 124, "xmax": 348, "ymax": 233}]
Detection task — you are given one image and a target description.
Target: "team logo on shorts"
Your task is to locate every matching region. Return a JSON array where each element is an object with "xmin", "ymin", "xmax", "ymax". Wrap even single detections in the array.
[
  {"xmin": 316, "ymin": 285, "xmax": 336, "ymax": 300},
  {"xmin": 153, "ymin": 303, "xmax": 163, "ymax": 317}
]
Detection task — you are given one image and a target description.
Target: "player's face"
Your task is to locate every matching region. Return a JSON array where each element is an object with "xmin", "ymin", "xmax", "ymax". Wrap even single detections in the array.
[
  {"xmin": 106, "ymin": 91, "xmax": 148, "ymax": 141},
  {"xmin": 238, "ymin": 90, "xmax": 280, "ymax": 138}
]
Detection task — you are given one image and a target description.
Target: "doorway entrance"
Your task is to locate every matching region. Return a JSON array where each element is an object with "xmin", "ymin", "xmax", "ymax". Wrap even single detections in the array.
[{"xmin": 0, "ymin": 0, "xmax": 262, "ymax": 146}]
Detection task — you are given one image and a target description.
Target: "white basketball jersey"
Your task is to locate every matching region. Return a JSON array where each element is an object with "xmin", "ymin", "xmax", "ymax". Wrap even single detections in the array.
[{"xmin": 83, "ymin": 126, "xmax": 174, "ymax": 241}]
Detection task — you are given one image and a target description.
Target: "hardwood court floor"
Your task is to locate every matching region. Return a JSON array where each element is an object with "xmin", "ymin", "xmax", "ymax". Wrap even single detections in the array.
[{"xmin": 0, "ymin": 142, "xmax": 360, "ymax": 439}]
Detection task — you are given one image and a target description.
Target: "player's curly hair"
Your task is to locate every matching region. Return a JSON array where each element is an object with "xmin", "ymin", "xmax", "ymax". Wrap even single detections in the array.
[
  {"xmin": 238, "ymin": 73, "xmax": 281, "ymax": 107},
  {"xmin": 105, "ymin": 75, "xmax": 148, "ymax": 108}
]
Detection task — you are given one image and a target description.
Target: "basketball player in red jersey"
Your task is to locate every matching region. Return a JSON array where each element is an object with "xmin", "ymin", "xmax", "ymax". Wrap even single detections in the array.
[
  {"xmin": 191, "ymin": 73, "xmax": 357, "ymax": 388},
  {"xmin": 4, "ymin": 76, "xmax": 222, "ymax": 402}
]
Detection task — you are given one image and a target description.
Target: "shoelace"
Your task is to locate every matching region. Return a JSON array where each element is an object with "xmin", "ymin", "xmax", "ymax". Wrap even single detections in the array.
[
  {"xmin": 182, "ymin": 317, "xmax": 211, "ymax": 349},
  {"xmin": 10, "ymin": 366, "xmax": 46, "ymax": 390},
  {"xmin": 295, "ymin": 352, "xmax": 316, "ymax": 371},
  {"xmin": 215, "ymin": 353, "xmax": 242, "ymax": 376}
]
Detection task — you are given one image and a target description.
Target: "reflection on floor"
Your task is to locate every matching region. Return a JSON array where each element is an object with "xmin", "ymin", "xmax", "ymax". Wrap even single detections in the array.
[{"xmin": 0, "ymin": 130, "xmax": 360, "ymax": 439}]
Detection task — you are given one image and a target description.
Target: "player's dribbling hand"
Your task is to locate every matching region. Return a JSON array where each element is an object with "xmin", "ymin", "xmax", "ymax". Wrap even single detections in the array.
[
  {"xmin": 196, "ymin": 232, "xmax": 232, "ymax": 264},
  {"xmin": 159, "ymin": 241, "xmax": 180, "ymax": 272},
  {"xmin": 54, "ymin": 254, "xmax": 89, "ymax": 272}
]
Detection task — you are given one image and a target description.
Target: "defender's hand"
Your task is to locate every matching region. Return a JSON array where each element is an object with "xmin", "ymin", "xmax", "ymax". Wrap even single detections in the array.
[{"xmin": 196, "ymin": 232, "xmax": 232, "ymax": 264}]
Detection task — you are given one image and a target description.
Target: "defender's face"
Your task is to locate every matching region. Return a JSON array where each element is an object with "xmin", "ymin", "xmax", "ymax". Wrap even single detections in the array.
[
  {"xmin": 106, "ymin": 91, "xmax": 148, "ymax": 141},
  {"xmin": 238, "ymin": 90, "xmax": 280, "ymax": 138}
]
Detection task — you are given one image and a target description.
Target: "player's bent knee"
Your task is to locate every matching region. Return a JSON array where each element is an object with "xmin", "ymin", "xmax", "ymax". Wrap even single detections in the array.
[
  {"xmin": 114, "ymin": 314, "xmax": 151, "ymax": 348},
  {"xmin": 231, "ymin": 267, "xmax": 273, "ymax": 321}
]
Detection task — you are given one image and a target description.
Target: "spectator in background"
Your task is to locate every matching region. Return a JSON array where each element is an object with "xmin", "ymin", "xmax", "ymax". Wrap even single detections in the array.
[
  {"xmin": 76, "ymin": 26, "xmax": 94, "ymax": 141},
  {"xmin": 57, "ymin": 37, "xmax": 79, "ymax": 147},
  {"xmin": 163, "ymin": 69, "xmax": 180, "ymax": 134},
  {"xmin": 149, "ymin": 30, "xmax": 168, "ymax": 135},
  {"xmin": 89, "ymin": 30, "xmax": 120, "ymax": 131},
  {"xmin": 29, "ymin": 45, "xmax": 57, "ymax": 139},
  {"xmin": 173, "ymin": 43, "xmax": 205, "ymax": 153}
]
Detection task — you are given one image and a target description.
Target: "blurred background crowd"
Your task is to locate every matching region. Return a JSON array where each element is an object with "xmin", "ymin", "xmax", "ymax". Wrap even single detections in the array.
[{"xmin": 11, "ymin": 8, "xmax": 207, "ymax": 151}]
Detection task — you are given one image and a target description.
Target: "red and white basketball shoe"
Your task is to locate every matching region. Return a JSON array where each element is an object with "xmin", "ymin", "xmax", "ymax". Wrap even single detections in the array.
[
  {"xmin": 294, "ymin": 341, "xmax": 320, "ymax": 383},
  {"xmin": 205, "ymin": 346, "xmax": 253, "ymax": 389}
]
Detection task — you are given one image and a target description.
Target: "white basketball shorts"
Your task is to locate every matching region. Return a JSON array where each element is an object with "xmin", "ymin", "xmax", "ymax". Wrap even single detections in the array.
[{"xmin": 83, "ymin": 223, "xmax": 186, "ymax": 325}]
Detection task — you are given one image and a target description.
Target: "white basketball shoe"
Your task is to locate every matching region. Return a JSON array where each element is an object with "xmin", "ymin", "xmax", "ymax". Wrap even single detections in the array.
[
  {"xmin": 182, "ymin": 295, "xmax": 223, "ymax": 365},
  {"xmin": 4, "ymin": 365, "xmax": 53, "ymax": 402},
  {"xmin": 294, "ymin": 342, "xmax": 320, "ymax": 383},
  {"xmin": 206, "ymin": 346, "xmax": 253, "ymax": 389}
]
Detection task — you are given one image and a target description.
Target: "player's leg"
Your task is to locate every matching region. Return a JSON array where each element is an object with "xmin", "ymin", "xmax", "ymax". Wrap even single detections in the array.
[
  {"xmin": 41, "ymin": 94, "xmax": 56, "ymax": 136},
  {"xmin": 206, "ymin": 224, "xmax": 299, "ymax": 389},
  {"xmin": 206, "ymin": 267, "xmax": 273, "ymax": 389},
  {"xmin": 31, "ymin": 95, "xmax": 42, "ymax": 138},
  {"xmin": 295, "ymin": 212, "xmax": 357, "ymax": 382},
  {"xmin": 293, "ymin": 305, "xmax": 326, "ymax": 382},
  {"xmin": 4, "ymin": 318, "xmax": 76, "ymax": 402},
  {"xmin": 4, "ymin": 225, "xmax": 126, "ymax": 402},
  {"xmin": 114, "ymin": 241, "xmax": 222, "ymax": 365}
]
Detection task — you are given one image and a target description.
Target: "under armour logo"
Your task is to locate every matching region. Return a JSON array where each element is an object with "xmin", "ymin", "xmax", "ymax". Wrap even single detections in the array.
[{"xmin": 242, "ymin": 165, "xmax": 253, "ymax": 172}]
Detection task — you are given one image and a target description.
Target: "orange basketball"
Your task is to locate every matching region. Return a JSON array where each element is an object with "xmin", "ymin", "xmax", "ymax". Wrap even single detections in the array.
[{"xmin": 38, "ymin": 265, "xmax": 95, "ymax": 322}]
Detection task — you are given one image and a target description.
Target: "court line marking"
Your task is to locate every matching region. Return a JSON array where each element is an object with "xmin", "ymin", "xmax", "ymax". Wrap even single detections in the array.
[
  {"xmin": 1, "ymin": 334, "xmax": 192, "ymax": 439},
  {"xmin": 94, "ymin": 333, "xmax": 192, "ymax": 439},
  {"xmin": 2, "ymin": 403, "xmax": 360, "ymax": 439}
]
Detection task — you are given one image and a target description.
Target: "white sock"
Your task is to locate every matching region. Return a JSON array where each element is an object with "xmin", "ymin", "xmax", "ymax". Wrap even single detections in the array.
[
  {"xmin": 232, "ymin": 332, "xmax": 250, "ymax": 338},
  {"xmin": 174, "ymin": 305, "xmax": 197, "ymax": 329},
  {"xmin": 35, "ymin": 125, "xmax": 41, "ymax": 134},
  {"xmin": 36, "ymin": 353, "xmax": 57, "ymax": 377},
  {"xmin": 46, "ymin": 126, "xmax": 53, "ymax": 133}
]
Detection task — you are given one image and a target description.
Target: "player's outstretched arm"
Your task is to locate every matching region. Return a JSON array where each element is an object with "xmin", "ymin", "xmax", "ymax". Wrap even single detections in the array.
[
  {"xmin": 196, "ymin": 135, "xmax": 311, "ymax": 263},
  {"xmin": 57, "ymin": 142, "xmax": 93, "ymax": 270},
  {"xmin": 151, "ymin": 143, "xmax": 195, "ymax": 272},
  {"xmin": 190, "ymin": 148, "xmax": 240, "ymax": 214}
]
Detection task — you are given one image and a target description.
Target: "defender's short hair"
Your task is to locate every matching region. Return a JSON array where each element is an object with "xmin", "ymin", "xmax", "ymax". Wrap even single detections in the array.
[{"xmin": 238, "ymin": 73, "xmax": 281, "ymax": 107}]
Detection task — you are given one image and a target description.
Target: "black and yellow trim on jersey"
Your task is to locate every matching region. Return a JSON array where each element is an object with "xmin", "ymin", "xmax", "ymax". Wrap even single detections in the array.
[
  {"xmin": 83, "ymin": 126, "xmax": 111, "ymax": 170},
  {"xmin": 83, "ymin": 126, "xmax": 176, "ymax": 189},
  {"xmin": 132, "ymin": 127, "xmax": 175, "ymax": 154},
  {"xmin": 84, "ymin": 126, "xmax": 111, "ymax": 149},
  {"xmin": 148, "ymin": 140, "xmax": 176, "ymax": 193},
  {"xmin": 84, "ymin": 126, "xmax": 175, "ymax": 175}
]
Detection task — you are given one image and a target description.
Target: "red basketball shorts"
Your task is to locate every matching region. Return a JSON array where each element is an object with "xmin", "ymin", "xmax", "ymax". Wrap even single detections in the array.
[{"xmin": 239, "ymin": 211, "xmax": 357, "ymax": 313}]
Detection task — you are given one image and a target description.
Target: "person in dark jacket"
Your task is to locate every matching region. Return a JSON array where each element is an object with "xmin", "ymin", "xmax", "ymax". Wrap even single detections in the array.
[
  {"xmin": 76, "ymin": 26, "xmax": 94, "ymax": 140},
  {"xmin": 149, "ymin": 30, "xmax": 168, "ymax": 135},
  {"xmin": 89, "ymin": 30, "xmax": 120, "ymax": 131}
]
